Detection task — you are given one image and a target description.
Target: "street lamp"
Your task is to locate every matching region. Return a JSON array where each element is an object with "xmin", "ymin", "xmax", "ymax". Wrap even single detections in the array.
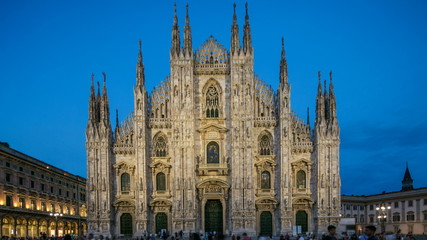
[
  {"xmin": 50, "ymin": 212, "xmax": 63, "ymax": 236},
  {"xmin": 376, "ymin": 204, "xmax": 391, "ymax": 234}
]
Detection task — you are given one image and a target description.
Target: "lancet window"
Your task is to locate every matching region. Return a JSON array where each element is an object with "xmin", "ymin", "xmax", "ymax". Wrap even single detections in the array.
[
  {"xmin": 121, "ymin": 173, "xmax": 130, "ymax": 191},
  {"xmin": 259, "ymin": 132, "xmax": 273, "ymax": 155},
  {"xmin": 206, "ymin": 86, "xmax": 219, "ymax": 118},
  {"xmin": 261, "ymin": 171, "xmax": 271, "ymax": 189},
  {"xmin": 156, "ymin": 173, "xmax": 166, "ymax": 191},
  {"xmin": 297, "ymin": 170, "xmax": 306, "ymax": 189},
  {"xmin": 153, "ymin": 134, "xmax": 167, "ymax": 157}
]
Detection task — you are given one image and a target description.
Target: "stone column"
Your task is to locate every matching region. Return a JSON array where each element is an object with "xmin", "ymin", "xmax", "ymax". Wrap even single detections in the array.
[
  {"xmin": 13, "ymin": 216, "xmax": 17, "ymax": 237},
  {"xmin": 26, "ymin": 219, "xmax": 29, "ymax": 237}
]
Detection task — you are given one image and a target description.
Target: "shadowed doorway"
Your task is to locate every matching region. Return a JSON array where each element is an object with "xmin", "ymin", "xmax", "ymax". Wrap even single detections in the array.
[{"xmin": 205, "ymin": 200, "xmax": 223, "ymax": 233}]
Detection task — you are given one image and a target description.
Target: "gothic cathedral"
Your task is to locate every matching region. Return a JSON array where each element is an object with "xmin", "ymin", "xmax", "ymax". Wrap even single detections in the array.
[{"xmin": 86, "ymin": 3, "xmax": 340, "ymax": 238}]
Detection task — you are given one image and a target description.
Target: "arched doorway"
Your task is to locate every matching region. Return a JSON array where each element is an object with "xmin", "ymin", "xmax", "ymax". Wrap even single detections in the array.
[
  {"xmin": 57, "ymin": 221, "xmax": 64, "ymax": 236},
  {"xmin": 155, "ymin": 213, "xmax": 168, "ymax": 234},
  {"xmin": 48, "ymin": 221, "xmax": 56, "ymax": 237},
  {"xmin": 16, "ymin": 218, "xmax": 27, "ymax": 237},
  {"xmin": 81, "ymin": 222, "xmax": 87, "ymax": 236},
  {"xmin": 120, "ymin": 213, "xmax": 133, "ymax": 237},
  {"xmin": 296, "ymin": 210, "xmax": 308, "ymax": 233},
  {"xmin": 39, "ymin": 220, "xmax": 48, "ymax": 236},
  {"xmin": 2, "ymin": 216, "xmax": 14, "ymax": 237},
  {"xmin": 260, "ymin": 211, "xmax": 273, "ymax": 236},
  {"xmin": 71, "ymin": 222, "xmax": 78, "ymax": 234},
  {"xmin": 28, "ymin": 219, "xmax": 38, "ymax": 237},
  {"xmin": 205, "ymin": 200, "xmax": 223, "ymax": 233}
]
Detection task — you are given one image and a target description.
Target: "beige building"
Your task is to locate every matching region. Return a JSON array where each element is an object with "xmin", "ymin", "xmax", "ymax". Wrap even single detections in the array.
[
  {"xmin": 341, "ymin": 166, "xmax": 427, "ymax": 235},
  {"xmin": 86, "ymin": 4, "xmax": 340, "ymax": 237},
  {"xmin": 0, "ymin": 143, "xmax": 87, "ymax": 237}
]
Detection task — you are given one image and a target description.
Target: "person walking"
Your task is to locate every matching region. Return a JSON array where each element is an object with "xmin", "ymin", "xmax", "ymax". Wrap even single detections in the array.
[
  {"xmin": 323, "ymin": 225, "xmax": 337, "ymax": 240},
  {"xmin": 364, "ymin": 226, "xmax": 378, "ymax": 240}
]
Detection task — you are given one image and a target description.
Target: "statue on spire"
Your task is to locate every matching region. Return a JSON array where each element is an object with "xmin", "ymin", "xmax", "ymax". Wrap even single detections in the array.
[
  {"xmin": 184, "ymin": 3, "xmax": 192, "ymax": 56},
  {"xmin": 230, "ymin": 3, "xmax": 240, "ymax": 55},
  {"xmin": 243, "ymin": 2, "xmax": 252, "ymax": 54}
]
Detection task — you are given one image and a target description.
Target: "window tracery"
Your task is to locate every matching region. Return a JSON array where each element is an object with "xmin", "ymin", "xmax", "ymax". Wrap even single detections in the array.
[
  {"xmin": 195, "ymin": 36, "xmax": 229, "ymax": 67},
  {"xmin": 149, "ymin": 77, "xmax": 170, "ymax": 119},
  {"xmin": 255, "ymin": 77, "xmax": 275, "ymax": 118},
  {"xmin": 206, "ymin": 86, "xmax": 219, "ymax": 118},
  {"xmin": 153, "ymin": 133, "xmax": 167, "ymax": 157},
  {"xmin": 259, "ymin": 132, "xmax": 273, "ymax": 155}
]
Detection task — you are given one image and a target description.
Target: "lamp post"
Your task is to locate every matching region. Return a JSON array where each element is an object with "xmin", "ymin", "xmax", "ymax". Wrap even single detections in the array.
[
  {"xmin": 376, "ymin": 204, "xmax": 391, "ymax": 234},
  {"xmin": 50, "ymin": 212, "xmax": 63, "ymax": 237}
]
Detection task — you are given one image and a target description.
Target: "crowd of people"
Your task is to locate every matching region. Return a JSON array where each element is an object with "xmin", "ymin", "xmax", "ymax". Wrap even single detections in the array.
[{"xmin": 0, "ymin": 226, "xmax": 421, "ymax": 240}]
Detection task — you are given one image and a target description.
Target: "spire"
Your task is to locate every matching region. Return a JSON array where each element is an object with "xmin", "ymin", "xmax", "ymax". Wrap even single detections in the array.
[
  {"xmin": 115, "ymin": 109, "xmax": 119, "ymax": 128},
  {"xmin": 171, "ymin": 3, "xmax": 181, "ymax": 57},
  {"xmin": 231, "ymin": 3, "xmax": 240, "ymax": 55},
  {"xmin": 323, "ymin": 79, "xmax": 327, "ymax": 95},
  {"xmin": 100, "ymin": 72, "xmax": 110, "ymax": 124},
  {"xmin": 138, "ymin": 40, "xmax": 142, "ymax": 63},
  {"xmin": 317, "ymin": 71, "xmax": 322, "ymax": 95},
  {"xmin": 97, "ymin": 81, "xmax": 101, "ymax": 97},
  {"xmin": 114, "ymin": 109, "xmax": 120, "ymax": 136},
  {"xmin": 88, "ymin": 74, "xmax": 96, "ymax": 122},
  {"xmin": 184, "ymin": 4, "xmax": 192, "ymax": 56},
  {"xmin": 307, "ymin": 107, "xmax": 310, "ymax": 126},
  {"xmin": 280, "ymin": 37, "xmax": 288, "ymax": 86},
  {"xmin": 174, "ymin": 3, "xmax": 178, "ymax": 25},
  {"xmin": 102, "ymin": 72, "xmax": 108, "ymax": 97},
  {"xmin": 328, "ymin": 70, "xmax": 337, "ymax": 122},
  {"xmin": 315, "ymin": 72, "xmax": 325, "ymax": 126},
  {"xmin": 329, "ymin": 71, "xmax": 335, "ymax": 95},
  {"xmin": 281, "ymin": 37, "xmax": 286, "ymax": 60},
  {"xmin": 243, "ymin": 2, "xmax": 252, "ymax": 55},
  {"xmin": 136, "ymin": 40, "xmax": 145, "ymax": 89},
  {"xmin": 402, "ymin": 162, "xmax": 414, "ymax": 191}
]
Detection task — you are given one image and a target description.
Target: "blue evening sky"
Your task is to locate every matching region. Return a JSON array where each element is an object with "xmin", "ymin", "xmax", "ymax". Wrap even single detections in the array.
[{"xmin": 1, "ymin": 0, "xmax": 426, "ymax": 196}]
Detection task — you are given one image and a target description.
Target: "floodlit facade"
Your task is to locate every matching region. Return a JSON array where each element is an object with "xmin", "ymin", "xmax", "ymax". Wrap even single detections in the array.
[
  {"xmin": 0, "ymin": 143, "xmax": 87, "ymax": 237},
  {"xmin": 86, "ymin": 4, "xmax": 340, "ymax": 237}
]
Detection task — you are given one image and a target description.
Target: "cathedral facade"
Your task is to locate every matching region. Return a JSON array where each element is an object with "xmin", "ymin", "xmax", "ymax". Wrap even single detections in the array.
[{"xmin": 86, "ymin": 4, "xmax": 340, "ymax": 237}]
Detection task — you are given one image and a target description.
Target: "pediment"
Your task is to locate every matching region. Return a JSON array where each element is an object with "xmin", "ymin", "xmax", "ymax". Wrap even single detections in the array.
[
  {"xmin": 255, "ymin": 197, "xmax": 279, "ymax": 210},
  {"xmin": 255, "ymin": 197, "xmax": 278, "ymax": 205},
  {"xmin": 291, "ymin": 158, "xmax": 312, "ymax": 167},
  {"xmin": 150, "ymin": 199, "xmax": 172, "ymax": 207},
  {"xmin": 198, "ymin": 123, "xmax": 228, "ymax": 133},
  {"xmin": 149, "ymin": 160, "xmax": 172, "ymax": 169},
  {"xmin": 292, "ymin": 196, "xmax": 314, "ymax": 205},
  {"xmin": 113, "ymin": 161, "xmax": 136, "ymax": 174},
  {"xmin": 255, "ymin": 158, "xmax": 277, "ymax": 167},
  {"xmin": 113, "ymin": 200, "xmax": 135, "ymax": 207},
  {"xmin": 196, "ymin": 179, "xmax": 230, "ymax": 189}
]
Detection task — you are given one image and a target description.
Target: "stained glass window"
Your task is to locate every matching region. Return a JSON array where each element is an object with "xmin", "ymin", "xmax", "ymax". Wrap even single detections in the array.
[
  {"xmin": 156, "ymin": 173, "xmax": 166, "ymax": 191},
  {"xmin": 261, "ymin": 171, "xmax": 271, "ymax": 189},
  {"xmin": 121, "ymin": 173, "xmax": 130, "ymax": 191},
  {"xmin": 297, "ymin": 170, "xmax": 306, "ymax": 189},
  {"xmin": 207, "ymin": 142, "xmax": 220, "ymax": 163}
]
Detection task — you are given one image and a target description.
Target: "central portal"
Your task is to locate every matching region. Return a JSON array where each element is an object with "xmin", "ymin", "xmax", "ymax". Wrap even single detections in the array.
[{"xmin": 205, "ymin": 200, "xmax": 223, "ymax": 233}]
